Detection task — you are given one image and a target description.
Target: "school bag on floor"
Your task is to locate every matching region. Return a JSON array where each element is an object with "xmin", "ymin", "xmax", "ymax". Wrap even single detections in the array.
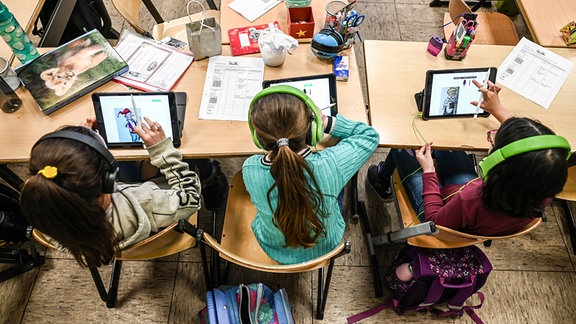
[
  {"xmin": 347, "ymin": 245, "xmax": 492, "ymax": 324},
  {"xmin": 198, "ymin": 283, "xmax": 294, "ymax": 324}
]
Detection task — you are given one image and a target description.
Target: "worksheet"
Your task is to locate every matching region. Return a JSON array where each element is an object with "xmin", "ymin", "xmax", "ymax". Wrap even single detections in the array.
[
  {"xmin": 496, "ymin": 37, "xmax": 574, "ymax": 109},
  {"xmin": 198, "ymin": 56, "xmax": 265, "ymax": 121}
]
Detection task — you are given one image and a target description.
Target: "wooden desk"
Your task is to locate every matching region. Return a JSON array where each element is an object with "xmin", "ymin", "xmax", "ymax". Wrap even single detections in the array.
[
  {"xmin": 220, "ymin": 0, "xmax": 334, "ymax": 44},
  {"xmin": 1, "ymin": 0, "xmax": 46, "ymax": 61},
  {"xmin": 516, "ymin": 0, "xmax": 576, "ymax": 48},
  {"xmin": 364, "ymin": 40, "xmax": 576, "ymax": 151},
  {"xmin": 0, "ymin": 44, "xmax": 365, "ymax": 163}
]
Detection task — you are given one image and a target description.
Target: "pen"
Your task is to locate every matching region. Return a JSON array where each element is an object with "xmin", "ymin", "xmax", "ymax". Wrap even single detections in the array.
[
  {"xmin": 131, "ymin": 94, "xmax": 140, "ymax": 126},
  {"xmin": 474, "ymin": 68, "xmax": 490, "ymax": 119}
]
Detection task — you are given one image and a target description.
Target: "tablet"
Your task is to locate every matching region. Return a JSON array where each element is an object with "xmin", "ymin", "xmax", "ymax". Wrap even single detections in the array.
[
  {"xmin": 262, "ymin": 73, "xmax": 338, "ymax": 116},
  {"xmin": 92, "ymin": 92, "xmax": 182, "ymax": 148},
  {"xmin": 421, "ymin": 67, "xmax": 497, "ymax": 120}
]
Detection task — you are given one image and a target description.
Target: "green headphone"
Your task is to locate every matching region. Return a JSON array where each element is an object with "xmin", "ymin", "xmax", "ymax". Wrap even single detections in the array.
[
  {"xmin": 248, "ymin": 85, "xmax": 324, "ymax": 149},
  {"xmin": 478, "ymin": 134, "xmax": 572, "ymax": 180}
]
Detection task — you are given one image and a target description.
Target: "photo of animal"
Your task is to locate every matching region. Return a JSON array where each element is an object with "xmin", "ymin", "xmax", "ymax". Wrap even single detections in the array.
[{"xmin": 40, "ymin": 39, "xmax": 108, "ymax": 96}]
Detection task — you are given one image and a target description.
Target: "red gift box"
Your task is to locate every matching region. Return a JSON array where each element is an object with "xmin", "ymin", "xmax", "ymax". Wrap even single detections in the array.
[{"xmin": 288, "ymin": 7, "xmax": 315, "ymax": 39}]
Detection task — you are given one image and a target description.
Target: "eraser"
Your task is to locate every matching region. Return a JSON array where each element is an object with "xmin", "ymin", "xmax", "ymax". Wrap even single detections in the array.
[
  {"xmin": 334, "ymin": 56, "xmax": 349, "ymax": 81},
  {"xmin": 427, "ymin": 36, "xmax": 443, "ymax": 56}
]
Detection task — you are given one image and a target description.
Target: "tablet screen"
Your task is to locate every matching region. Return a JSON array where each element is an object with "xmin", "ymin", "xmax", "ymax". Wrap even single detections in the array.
[
  {"xmin": 92, "ymin": 92, "xmax": 181, "ymax": 148},
  {"xmin": 262, "ymin": 73, "xmax": 338, "ymax": 116},
  {"xmin": 422, "ymin": 68, "xmax": 497, "ymax": 120}
]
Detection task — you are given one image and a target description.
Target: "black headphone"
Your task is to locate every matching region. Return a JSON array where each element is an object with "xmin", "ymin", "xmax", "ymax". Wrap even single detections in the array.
[
  {"xmin": 311, "ymin": 28, "xmax": 344, "ymax": 60},
  {"xmin": 33, "ymin": 130, "xmax": 118, "ymax": 193}
]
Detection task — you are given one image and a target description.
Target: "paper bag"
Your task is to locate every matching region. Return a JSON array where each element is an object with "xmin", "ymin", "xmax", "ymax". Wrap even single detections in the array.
[{"xmin": 186, "ymin": 17, "xmax": 222, "ymax": 60}]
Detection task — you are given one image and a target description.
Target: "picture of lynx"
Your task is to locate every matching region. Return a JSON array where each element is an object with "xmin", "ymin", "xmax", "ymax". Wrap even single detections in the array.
[{"xmin": 40, "ymin": 39, "xmax": 108, "ymax": 96}]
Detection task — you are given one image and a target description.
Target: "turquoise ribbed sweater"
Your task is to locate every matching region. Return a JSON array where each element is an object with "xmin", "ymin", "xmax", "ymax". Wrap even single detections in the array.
[{"xmin": 242, "ymin": 114, "xmax": 379, "ymax": 264}]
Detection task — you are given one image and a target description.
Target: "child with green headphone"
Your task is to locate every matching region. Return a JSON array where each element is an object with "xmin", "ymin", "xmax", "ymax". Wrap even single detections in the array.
[
  {"xmin": 20, "ymin": 116, "xmax": 201, "ymax": 268},
  {"xmin": 243, "ymin": 85, "xmax": 379, "ymax": 264},
  {"xmin": 368, "ymin": 80, "xmax": 571, "ymax": 236}
]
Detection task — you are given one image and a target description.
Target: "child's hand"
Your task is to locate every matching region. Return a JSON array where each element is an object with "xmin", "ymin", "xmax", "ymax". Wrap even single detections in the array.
[
  {"xmin": 470, "ymin": 80, "xmax": 512, "ymax": 123},
  {"xmin": 80, "ymin": 117, "xmax": 98, "ymax": 130},
  {"xmin": 133, "ymin": 117, "xmax": 166, "ymax": 147},
  {"xmin": 416, "ymin": 142, "xmax": 435, "ymax": 173}
]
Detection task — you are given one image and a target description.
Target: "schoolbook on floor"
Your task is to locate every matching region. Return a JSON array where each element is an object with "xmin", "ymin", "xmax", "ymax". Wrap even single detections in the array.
[{"xmin": 16, "ymin": 29, "xmax": 128, "ymax": 115}]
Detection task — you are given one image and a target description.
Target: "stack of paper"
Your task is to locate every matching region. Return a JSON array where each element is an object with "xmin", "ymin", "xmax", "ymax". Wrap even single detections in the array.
[{"xmin": 228, "ymin": 0, "xmax": 282, "ymax": 22}]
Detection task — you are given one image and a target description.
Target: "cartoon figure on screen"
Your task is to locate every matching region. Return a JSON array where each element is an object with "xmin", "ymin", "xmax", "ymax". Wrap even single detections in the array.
[
  {"xmin": 442, "ymin": 87, "xmax": 459, "ymax": 115},
  {"xmin": 117, "ymin": 108, "xmax": 140, "ymax": 142}
]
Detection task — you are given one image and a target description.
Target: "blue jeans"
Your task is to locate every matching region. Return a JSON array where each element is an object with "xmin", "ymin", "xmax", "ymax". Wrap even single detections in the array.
[{"xmin": 380, "ymin": 149, "xmax": 477, "ymax": 220}]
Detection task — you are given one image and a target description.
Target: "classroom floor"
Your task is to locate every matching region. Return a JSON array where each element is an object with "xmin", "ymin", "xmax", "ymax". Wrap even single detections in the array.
[{"xmin": 3, "ymin": 0, "xmax": 576, "ymax": 323}]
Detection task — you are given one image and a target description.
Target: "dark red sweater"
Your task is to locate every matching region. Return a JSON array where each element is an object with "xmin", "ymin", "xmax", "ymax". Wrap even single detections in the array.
[{"xmin": 421, "ymin": 172, "xmax": 536, "ymax": 236}]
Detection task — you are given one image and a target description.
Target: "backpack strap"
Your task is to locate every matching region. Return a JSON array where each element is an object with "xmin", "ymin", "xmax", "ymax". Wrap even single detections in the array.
[
  {"xmin": 212, "ymin": 289, "xmax": 231, "ymax": 324},
  {"xmin": 346, "ymin": 303, "xmax": 391, "ymax": 324},
  {"xmin": 431, "ymin": 291, "xmax": 486, "ymax": 324}
]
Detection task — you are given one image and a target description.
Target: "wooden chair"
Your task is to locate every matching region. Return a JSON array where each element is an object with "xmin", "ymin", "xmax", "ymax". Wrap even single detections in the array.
[
  {"xmin": 555, "ymin": 165, "xmax": 576, "ymax": 253},
  {"xmin": 111, "ymin": 0, "xmax": 219, "ymax": 39},
  {"xmin": 442, "ymin": 0, "xmax": 519, "ymax": 45},
  {"xmin": 177, "ymin": 171, "xmax": 351, "ymax": 320},
  {"xmin": 32, "ymin": 213, "xmax": 198, "ymax": 308},
  {"xmin": 391, "ymin": 169, "xmax": 542, "ymax": 249}
]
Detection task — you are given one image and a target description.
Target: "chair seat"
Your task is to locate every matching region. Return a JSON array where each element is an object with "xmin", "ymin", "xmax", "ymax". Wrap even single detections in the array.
[
  {"xmin": 215, "ymin": 171, "xmax": 346, "ymax": 272},
  {"xmin": 392, "ymin": 170, "xmax": 541, "ymax": 249},
  {"xmin": 443, "ymin": 11, "xmax": 519, "ymax": 45}
]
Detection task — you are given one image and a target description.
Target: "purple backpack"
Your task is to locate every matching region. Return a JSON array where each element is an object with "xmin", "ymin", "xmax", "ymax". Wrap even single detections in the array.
[{"xmin": 384, "ymin": 245, "xmax": 492, "ymax": 322}]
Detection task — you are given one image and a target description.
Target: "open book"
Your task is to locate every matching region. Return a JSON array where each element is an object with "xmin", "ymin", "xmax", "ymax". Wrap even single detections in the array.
[
  {"xmin": 16, "ymin": 29, "xmax": 128, "ymax": 115},
  {"xmin": 113, "ymin": 30, "xmax": 194, "ymax": 92}
]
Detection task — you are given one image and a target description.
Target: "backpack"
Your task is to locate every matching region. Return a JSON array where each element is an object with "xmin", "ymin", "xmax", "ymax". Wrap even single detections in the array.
[
  {"xmin": 198, "ymin": 283, "xmax": 295, "ymax": 324},
  {"xmin": 33, "ymin": 0, "xmax": 119, "ymax": 45},
  {"xmin": 0, "ymin": 183, "xmax": 29, "ymax": 248},
  {"xmin": 347, "ymin": 245, "xmax": 492, "ymax": 324}
]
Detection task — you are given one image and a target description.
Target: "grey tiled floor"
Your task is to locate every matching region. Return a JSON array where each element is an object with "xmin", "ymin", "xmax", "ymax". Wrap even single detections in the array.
[{"xmin": 2, "ymin": 1, "xmax": 576, "ymax": 323}]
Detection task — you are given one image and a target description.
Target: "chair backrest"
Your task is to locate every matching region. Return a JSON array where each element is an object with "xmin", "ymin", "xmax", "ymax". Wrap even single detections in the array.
[
  {"xmin": 392, "ymin": 169, "xmax": 542, "ymax": 249},
  {"xmin": 32, "ymin": 213, "xmax": 198, "ymax": 261},
  {"xmin": 151, "ymin": 10, "xmax": 221, "ymax": 41},
  {"xmin": 443, "ymin": 0, "xmax": 519, "ymax": 45},
  {"xmin": 556, "ymin": 165, "xmax": 576, "ymax": 201},
  {"xmin": 111, "ymin": 0, "xmax": 147, "ymax": 35},
  {"xmin": 448, "ymin": 0, "xmax": 472, "ymax": 22},
  {"xmin": 212, "ymin": 171, "xmax": 349, "ymax": 272}
]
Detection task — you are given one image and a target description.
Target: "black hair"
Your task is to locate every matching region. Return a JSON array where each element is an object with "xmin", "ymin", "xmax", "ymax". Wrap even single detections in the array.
[{"xmin": 482, "ymin": 117, "xmax": 569, "ymax": 217}]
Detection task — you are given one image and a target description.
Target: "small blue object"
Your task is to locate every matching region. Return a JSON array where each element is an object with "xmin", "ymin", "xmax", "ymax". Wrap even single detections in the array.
[{"xmin": 311, "ymin": 29, "xmax": 344, "ymax": 60}]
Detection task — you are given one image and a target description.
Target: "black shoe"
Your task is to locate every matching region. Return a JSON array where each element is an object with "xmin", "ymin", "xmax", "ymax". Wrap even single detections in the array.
[
  {"xmin": 201, "ymin": 160, "xmax": 229, "ymax": 211},
  {"xmin": 367, "ymin": 164, "xmax": 393, "ymax": 201}
]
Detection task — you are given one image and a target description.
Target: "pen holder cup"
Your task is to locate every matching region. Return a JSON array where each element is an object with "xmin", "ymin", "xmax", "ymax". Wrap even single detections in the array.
[
  {"xmin": 288, "ymin": 7, "xmax": 315, "ymax": 39},
  {"xmin": 186, "ymin": 17, "xmax": 222, "ymax": 60},
  {"xmin": 324, "ymin": 0, "xmax": 347, "ymax": 29}
]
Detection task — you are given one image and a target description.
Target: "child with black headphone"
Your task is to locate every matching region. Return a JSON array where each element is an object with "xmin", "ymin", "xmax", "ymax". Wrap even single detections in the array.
[
  {"xmin": 368, "ymin": 80, "xmax": 571, "ymax": 236},
  {"xmin": 20, "ymin": 116, "xmax": 201, "ymax": 268},
  {"xmin": 244, "ymin": 85, "xmax": 379, "ymax": 264}
]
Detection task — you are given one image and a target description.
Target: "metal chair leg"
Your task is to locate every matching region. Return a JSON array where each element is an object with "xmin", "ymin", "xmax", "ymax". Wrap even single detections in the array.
[{"xmin": 89, "ymin": 259, "xmax": 123, "ymax": 308}]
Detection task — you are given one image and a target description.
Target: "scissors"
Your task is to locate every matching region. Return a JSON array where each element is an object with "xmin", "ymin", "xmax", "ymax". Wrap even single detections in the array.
[{"xmin": 344, "ymin": 14, "xmax": 365, "ymax": 28}]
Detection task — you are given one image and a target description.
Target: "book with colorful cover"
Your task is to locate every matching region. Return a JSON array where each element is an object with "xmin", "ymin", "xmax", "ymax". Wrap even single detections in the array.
[
  {"xmin": 228, "ymin": 22, "xmax": 280, "ymax": 56},
  {"xmin": 16, "ymin": 29, "xmax": 128, "ymax": 115}
]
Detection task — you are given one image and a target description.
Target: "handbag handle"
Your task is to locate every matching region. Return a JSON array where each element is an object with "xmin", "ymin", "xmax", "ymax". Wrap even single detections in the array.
[{"xmin": 186, "ymin": 0, "xmax": 216, "ymax": 34}]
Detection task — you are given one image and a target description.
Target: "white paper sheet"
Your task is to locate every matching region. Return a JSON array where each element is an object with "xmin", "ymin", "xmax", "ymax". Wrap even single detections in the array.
[
  {"xmin": 198, "ymin": 56, "xmax": 265, "ymax": 121},
  {"xmin": 496, "ymin": 37, "xmax": 574, "ymax": 109},
  {"xmin": 228, "ymin": 0, "xmax": 282, "ymax": 22}
]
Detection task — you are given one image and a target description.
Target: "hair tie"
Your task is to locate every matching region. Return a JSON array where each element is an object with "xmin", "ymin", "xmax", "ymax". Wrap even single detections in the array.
[
  {"xmin": 276, "ymin": 138, "xmax": 289, "ymax": 147},
  {"xmin": 38, "ymin": 166, "xmax": 58, "ymax": 179}
]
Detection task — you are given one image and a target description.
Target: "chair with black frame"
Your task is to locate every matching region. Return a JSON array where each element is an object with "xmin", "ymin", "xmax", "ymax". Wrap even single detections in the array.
[
  {"xmin": 442, "ymin": 0, "xmax": 519, "ymax": 45},
  {"xmin": 111, "ymin": 0, "xmax": 219, "ymax": 39},
  {"xmin": 177, "ymin": 171, "xmax": 351, "ymax": 320},
  {"xmin": 555, "ymin": 159, "xmax": 576, "ymax": 254},
  {"xmin": 32, "ymin": 212, "xmax": 197, "ymax": 308}
]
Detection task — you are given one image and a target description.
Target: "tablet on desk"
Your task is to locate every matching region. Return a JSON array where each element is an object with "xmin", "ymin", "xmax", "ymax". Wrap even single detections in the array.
[
  {"xmin": 421, "ymin": 68, "xmax": 497, "ymax": 120},
  {"xmin": 262, "ymin": 73, "xmax": 338, "ymax": 116},
  {"xmin": 92, "ymin": 92, "xmax": 186, "ymax": 148}
]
